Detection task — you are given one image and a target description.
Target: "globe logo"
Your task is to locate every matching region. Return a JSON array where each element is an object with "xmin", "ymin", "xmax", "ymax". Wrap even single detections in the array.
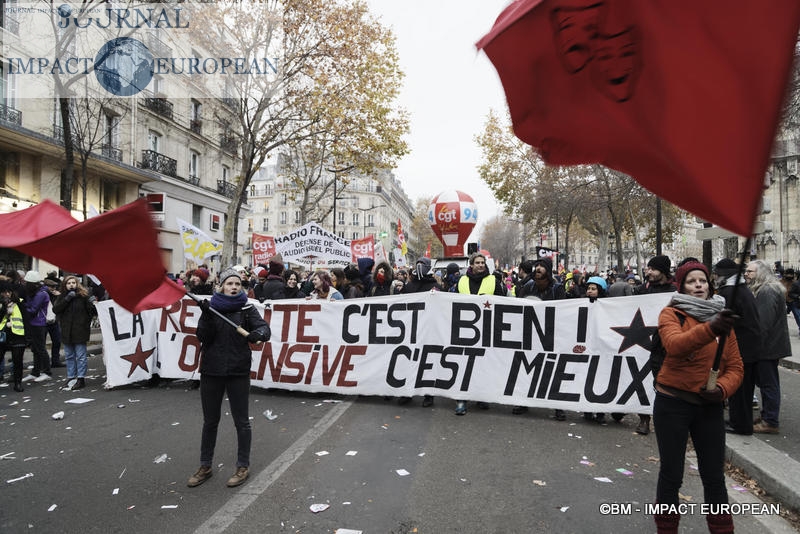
[
  {"xmin": 94, "ymin": 38, "xmax": 154, "ymax": 97},
  {"xmin": 57, "ymin": 4, "xmax": 72, "ymax": 18}
]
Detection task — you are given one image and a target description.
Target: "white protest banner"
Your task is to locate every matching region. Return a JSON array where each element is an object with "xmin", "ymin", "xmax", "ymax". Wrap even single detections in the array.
[
  {"xmin": 176, "ymin": 217, "xmax": 222, "ymax": 263},
  {"xmin": 252, "ymin": 233, "xmax": 277, "ymax": 266},
  {"xmin": 275, "ymin": 222, "xmax": 353, "ymax": 265},
  {"xmin": 97, "ymin": 293, "xmax": 674, "ymax": 413},
  {"xmin": 374, "ymin": 241, "xmax": 387, "ymax": 264}
]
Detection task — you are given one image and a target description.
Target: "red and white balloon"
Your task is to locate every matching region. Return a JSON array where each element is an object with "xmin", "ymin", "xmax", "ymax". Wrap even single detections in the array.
[{"xmin": 427, "ymin": 190, "xmax": 478, "ymax": 256}]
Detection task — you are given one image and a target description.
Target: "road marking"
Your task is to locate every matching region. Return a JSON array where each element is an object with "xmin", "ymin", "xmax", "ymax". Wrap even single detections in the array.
[{"xmin": 193, "ymin": 400, "xmax": 352, "ymax": 534}]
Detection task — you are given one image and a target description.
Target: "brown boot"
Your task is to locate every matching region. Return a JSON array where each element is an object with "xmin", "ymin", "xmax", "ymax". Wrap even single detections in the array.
[
  {"xmin": 226, "ymin": 466, "xmax": 248, "ymax": 487},
  {"xmin": 636, "ymin": 414, "xmax": 651, "ymax": 435},
  {"xmin": 654, "ymin": 512, "xmax": 680, "ymax": 533},
  {"xmin": 706, "ymin": 513, "xmax": 734, "ymax": 533},
  {"xmin": 187, "ymin": 465, "xmax": 213, "ymax": 487}
]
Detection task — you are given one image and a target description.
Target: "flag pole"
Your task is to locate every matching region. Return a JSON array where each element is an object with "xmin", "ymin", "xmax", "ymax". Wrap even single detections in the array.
[
  {"xmin": 706, "ymin": 235, "xmax": 752, "ymax": 390},
  {"xmin": 185, "ymin": 292, "xmax": 251, "ymax": 338}
]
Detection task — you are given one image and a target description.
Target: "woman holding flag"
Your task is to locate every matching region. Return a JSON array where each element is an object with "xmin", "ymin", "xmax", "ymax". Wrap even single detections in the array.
[{"xmin": 652, "ymin": 261, "xmax": 742, "ymax": 533}]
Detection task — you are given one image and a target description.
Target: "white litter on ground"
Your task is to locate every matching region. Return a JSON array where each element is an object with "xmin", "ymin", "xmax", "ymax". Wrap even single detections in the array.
[
  {"xmin": 315, "ymin": 451, "xmax": 329, "ymax": 457},
  {"xmin": 48, "ymin": 504, "xmax": 57, "ymax": 512},
  {"xmin": 153, "ymin": 454, "xmax": 168, "ymax": 464},
  {"xmin": 64, "ymin": 398, "xmax": 93, "ymax": 404},
  {"xmin": 51, "ymin": 411, "xmax": 64, "ymax": 420},
  {"xmin": 263, "ymin": 410, "xmax": 278, "ymax": 420},
  {"xmin": 6, "ymin": 473, "xmax": 33, "ymax": 484},
  {"xmin": 310, "ymin": 503, "xmax": 330, "ymax": 513},
  {"xmin": 345, "ymin": 451, "xmax": 357, "ymax": 456},
  {"xmin": 396, "ymin": 469, "xmax": 410, "ymax": 476}
]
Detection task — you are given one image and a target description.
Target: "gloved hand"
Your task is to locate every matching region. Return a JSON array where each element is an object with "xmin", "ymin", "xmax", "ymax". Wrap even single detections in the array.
[
  {"xmin": 699, "ymin": 385, "xmax": 724, "ymax": 403},
  {"xmin": 246, "ymin": 331, "xmax": 263, "ymax": 343},
  {"xmin": 197, "ymin": 299, "xmax": 211, "ymax": 314},
  {"xmin": 709, "ymin": 309, "xmax": 737, "ymax": 336},
  {"xmin": 65, "ymin": 291, "xmax": 76, "ymax": 302}
]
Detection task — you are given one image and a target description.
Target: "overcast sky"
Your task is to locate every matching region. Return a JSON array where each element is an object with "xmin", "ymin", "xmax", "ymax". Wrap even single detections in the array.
[{"xmin": 365, "ymin": 0, "xmax": 512, "ymax": 243}]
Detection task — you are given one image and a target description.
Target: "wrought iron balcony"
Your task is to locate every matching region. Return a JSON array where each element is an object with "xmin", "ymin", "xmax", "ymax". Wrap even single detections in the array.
[
  {"xmin": 222, "ymin": 97, "xmax": 237, "ymax": 109},
  {"xmin": 143, "ymin": 97, "xmax": 174, "ymax": 120},
  {"xmin": 52, "ymin": 124, "xmax": 80, "ymax": 144},
  {"xmin": 139, "ymin": 149, "xmax": 177, "ymax": 177},
  {"xmin": 0, "ymin": 103, "xmax": 22, "ymax": 125},
  {"xmin": 190, "ymin": 119, "xmax": 202, "ymax": 135},
  {"xmin": 217, "ymin": 180, "xmax": 247, "ymax": 202},
  {"xmin": 147, "ymin": 33, "xmax": 171, "ymax": 58},
  {"xmin": 220, "ymin": 134, "xmax": 237, "ymax": 153},
  {"xmin": 187, "ymin": 174, "xmax": 200, "ymax": 185},
  {"xmin": 101, "ymin": 144, "xmax": 123, "ymax": 162}
]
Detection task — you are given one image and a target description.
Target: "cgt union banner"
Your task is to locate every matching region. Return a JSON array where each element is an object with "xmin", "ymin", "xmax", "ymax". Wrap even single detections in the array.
[{"xmin": 96, "ymin": 292, "xmax": 673, "ymax": 413}]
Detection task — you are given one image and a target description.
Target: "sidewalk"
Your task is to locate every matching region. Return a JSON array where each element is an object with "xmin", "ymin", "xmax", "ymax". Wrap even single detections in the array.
[{"xmin": 725, "ymin": 316, "xmax": 800, "ymax": 517}]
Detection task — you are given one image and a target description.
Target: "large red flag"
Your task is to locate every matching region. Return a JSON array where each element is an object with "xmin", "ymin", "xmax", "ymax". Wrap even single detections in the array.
[
  {"xmin": 0, "ymin": 199, "xmax": 185, "ymax": 312},
  {"xmin": 477, "ymin": 0, "xmax": 800, "ymax": 236}
]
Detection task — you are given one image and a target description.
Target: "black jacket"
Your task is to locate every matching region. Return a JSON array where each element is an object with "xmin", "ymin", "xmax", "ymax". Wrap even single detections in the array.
[
  {"xmin": 261, "ymin": 277, "xmax": 287, "ymax": 301},
  {"xmin": 196, "ymin": 303, "xmax": 270, "ymax": 376},
  {"xmin": 718, "ymin": 283, "xmax": 762, "ymax": 363},
  {"xmin": 52, "ymin": 292, "xmax": 95, "ymax": 344}
]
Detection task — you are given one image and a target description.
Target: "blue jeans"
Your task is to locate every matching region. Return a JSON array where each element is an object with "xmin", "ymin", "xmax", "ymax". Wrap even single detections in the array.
[
  {"xmin": 199, "ymin": 374, "xmax": 251, "ymax": 468},
  {"xmin": 63, "ymin": 343, "xmax": 88, "ymax": 379},
  {"xmin": 789, "ymin": 302, "xmax": 800, "ymax": 334},
  {"xmin": 755, "ymin": 359, "xmax": 781, "ymax": 427},
  {"xmin": 654, "ymin": 392, "xmax": 728, "ymax": 505}
]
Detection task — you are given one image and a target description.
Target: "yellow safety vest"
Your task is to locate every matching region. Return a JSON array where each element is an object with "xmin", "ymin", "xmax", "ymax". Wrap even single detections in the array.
[
  {"xmin": 458, "ymin": 274, "xmax": 497, "ymax": 295},
  {"xmin": 0, "ymin": 300, "xmax": 24, "ymax": 335}
]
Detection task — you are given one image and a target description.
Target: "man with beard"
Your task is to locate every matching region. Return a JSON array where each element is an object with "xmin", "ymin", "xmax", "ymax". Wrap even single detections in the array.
[
  {"xmin": 455, "ymin": 253, "xmax": 506, "ymax": 415},
  {"xmin": 511, "ymin": 257, "xmax": 567, "ymax": 419}
]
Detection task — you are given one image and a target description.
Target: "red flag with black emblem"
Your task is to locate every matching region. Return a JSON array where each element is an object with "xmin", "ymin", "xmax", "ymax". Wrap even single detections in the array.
[{"xmin": 477, "ymin": 0, "xmax": 800, "ymax": 236}]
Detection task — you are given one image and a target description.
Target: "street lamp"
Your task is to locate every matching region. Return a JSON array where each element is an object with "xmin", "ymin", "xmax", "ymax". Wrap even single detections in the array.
[{"xmin": 358, "ymin": 204, "xmax": 385, "ymax": 239}]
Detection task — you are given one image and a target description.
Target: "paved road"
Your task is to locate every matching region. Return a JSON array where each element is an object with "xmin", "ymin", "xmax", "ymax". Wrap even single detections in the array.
[{"xmin": 1, "ymin": 361, "xmax": 795, "ymax": 533}]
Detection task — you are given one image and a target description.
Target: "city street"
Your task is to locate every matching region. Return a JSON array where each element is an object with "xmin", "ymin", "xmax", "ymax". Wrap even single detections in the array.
[{"xmin": 1, "ymin": 352, "xmax": 796, "ymax": 534}]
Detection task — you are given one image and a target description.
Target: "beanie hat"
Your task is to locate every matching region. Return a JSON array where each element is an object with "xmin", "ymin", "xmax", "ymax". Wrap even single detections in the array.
[
  {"xmin": 416, "ymin": 257, "xmax": 432, "ymax": 276},
  {"xmin": 625, "ymin": 274, "xmax": 636, "ymax": 281},
  {"xmin": 191, "ymin": 269, "xmax": 209, "ymax": 282},
  {"xmin": 586, "ymin": 275, "xmax": 607, "ymax": 291},
  {"xmin": 253, "ymin": 266, "xmax": 267, "ymax": 279},
  {"xmin": 647, "ymin": 255, "xmax": 671, "ymax": 275},
  {"xmin": 533, "ymin": 256, "xmax": 553, "ymax": 276},
  {"xmin": 23, "ymin": 270, "xmax": 42, "ymax": 284},
  {"xmin": 446, "ymin": 263, "xmax": 460, "ymax": 275},
  {"xmin": 218, "ymin": 268, "xmax": 242, "ymax": 286},
  {"xmin": 268, "ymin": 254, "xmax": 284, "ymax": 276},
  {"xmin": 713, "ymin": 258, "xmax": 739, "ymax": 278},
  {"xmin": 344, "ymin": 264, "xmax": 361, "ymax": 281},
  {"xmin": 674, "ymin": 261, "xmax": 709, "ymax": 293}
]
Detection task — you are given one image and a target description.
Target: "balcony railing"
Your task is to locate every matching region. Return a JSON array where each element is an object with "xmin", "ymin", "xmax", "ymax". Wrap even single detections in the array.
[
  {"xmin": 139, "ymin": 149, "xmax": 177, "ymax": 177},
  {"xmin": 52, "ymin": 124, "xmax": 80, "ymax": 144},
  {"xmin": 147, "ymin": 33, "xmax": 172, "ymax": 58},
  {"xmin": 217, "ymin": 180, "xmax": 247, "ymax": 202},
  {"xmin": 0, "ymin": 103, "xmax": 22, "ymax": 125},
  {"xmin": 187, "ymin": 174, "xmax": 200, "ymax": 185},
  {"xmin": 190, "ymin": 119, "xmax": 202, "ymax": 135},
  {"xmin": 101, "ymin": 144, "xmax": 123, "ymax": 162},
  {"xmin": 143, "ymin": 97, "xmax": 174, "ymax": 120},
  {"xmin": 220, "ymin": 134, "xmax": 237, "ymax": 153}
]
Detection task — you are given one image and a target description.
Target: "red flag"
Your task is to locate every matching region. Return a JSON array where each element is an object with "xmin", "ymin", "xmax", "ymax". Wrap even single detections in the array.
[
  {"xmin": 477, "ymin": 0, "xmax": 800, "ymax": 236},
  {"xmin": 424, "ymin": 242, "xmax": 431, "ymax": 258},
  {"xmin": 0, "ymin": 199, "xmax": 184, "ymax": 312},
  {"xmin": 397, "ymin": 219, "xmax": 407, "ymax": 256},
  {"xmin": 251, "ymin": 233, "xmax": 277, "ymax": 266}
]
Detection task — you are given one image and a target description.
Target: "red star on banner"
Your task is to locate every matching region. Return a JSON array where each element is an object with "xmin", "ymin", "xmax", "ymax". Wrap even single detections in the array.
[
  {"xmin": 120, "ymin": 338, "xmax": 155, "ymax": 378},
  {"xmin": 483, "ymin": 300, "xmax": 492, "ymax": 309}
]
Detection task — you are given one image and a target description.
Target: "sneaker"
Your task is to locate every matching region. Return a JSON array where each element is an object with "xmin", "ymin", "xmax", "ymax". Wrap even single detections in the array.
[
  {"xmin": 71, "ymin": 378, "xmax": 85, "ymax": 390},
  {"xmin": 34, "ymin": 373, "xmax": 52, "ymax": 383},
  {"xmin": 635, "ymin": 415, "xmax": 651, "ymax": 435},
  {"xmin": 454, "ymin": 401, "xmax": 467, "ymax": 416},
  {"xmin": 554, "ymin": 409, "xmax": 566, "ymax": 421},
  {"xmin": 187, "ymin": 466, "xmax": 213, "ymax": 487},
  {"xmin": 226, "ymin": 466, "xmax": 249, "ymax": 487},
  {"xmin": 421, "ymin": 395, "xmax": 434, "ymax": 407},
  {"xmin": 753, "ymin": 421, "xmax": 779, "ymax": 434},
  {"xmin": 752, "ymin": 395, "xmax": 760, "ymax": 408},
  {"xmin": 21, "ymin": 374, "xmax": 38, "ymax": 383}
]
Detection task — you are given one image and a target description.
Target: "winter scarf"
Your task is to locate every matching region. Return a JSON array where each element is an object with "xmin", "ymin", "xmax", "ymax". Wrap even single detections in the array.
[
  {"xmin": 210, "ymin": 290, "xmax": 248, "ymax": 312},
  {"xmin": 668, "ymin": 293, "xmax": 725, "ymax": 323}
]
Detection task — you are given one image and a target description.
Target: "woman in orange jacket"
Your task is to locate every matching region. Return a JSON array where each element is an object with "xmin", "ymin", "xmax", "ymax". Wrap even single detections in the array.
[{"xmin": 652, "ymin": 261, "xmax": 743, "ymax": 534}]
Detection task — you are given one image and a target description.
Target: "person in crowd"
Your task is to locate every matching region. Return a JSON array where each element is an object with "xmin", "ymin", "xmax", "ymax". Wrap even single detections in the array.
[
  {"xmin": 283, "ymin": 269, "xmax": 306, "ymax": 299},
  {"xmin": 745, "ymin": 259, "xmax": 791, "ymax": 434},
  {"xmin": 299, "ymin": 270, "xmax": 315, "ymax": 296},
  {"xmin": 652, "ymin": 260, "xmax": 742, "ymax": 533},
  {"xmin": 441, "ymin": 262, "xmax": 462, "ymax": 293},
  {"xmin": 395, "ymin": 257, "xmax": 441, "ymax": 407},
  {"xmin": 308, "ymin": 271, "xmax": 344, "ymax": 301},
  {"xmin": 712, "ymin": 259, "xmax": 762, "ymax": 436},
  {"xmin": 189, "ymin": 268, "xmax": 270, "ymax": 489},
  {"xmin": 370, "ymin": 261, "xmax": 395, "ymax": 297},
  {"xmin": 357, "ymin": 257, "xmax": 375, "ymax": 295},
  {"xmin": 565, "ymin": 270, "xmax": 586, "ymax": 298},
  {"xmin": 512, "ymin": 256, "xmax": 567, "ymax": 419},
  {"xmin": 0, "ymin": 281, "xmax": 26, "ymax": 392},
  {"xmin": 248, "ymin": 266, "xmax": 268, "ymax": 302},
  {"xmin": 632, "ymin": 255, "xmax": 677, "ymax": 435},
  {"xmin": 330, "ymin": 268, "xmax": 346, "ymax": 292},
  {"xmin": 53, "ymin": 275, "xmax": 96, "ymax": 391},
  {"xmin": 342, "ymin": 264, "xmax": 365, "ymax": 299},
  {"xmin": 455, "ymin": 253, "xmax": 504, "ymax": 415},
  {"xmin": 607, "ymin": 272, "xmax": 634, "ymax": 297},
  {"xmin": 782, "ymin": 268, "xmax": 800, "ymax": 337},
  {"xmin": 187, "ymin": 269, "xmax": 213, "ymax": 295},
  {"xmin": 44, "ymin": 272, "xmax": 64, "ymax": 368},
  {"xmin": 583, "ymin": 276, "xmax": 608, "ymax": 424},
  {"xmin": 21, "ymin": 271, "xmax": 52, "ymax": 383},
  {"xmin": 392, "ymin": 268, "xmax": 408, "ymax": 293},
  {"xmin": 262, "ymin": 254, "xmax": 287, "ymax": 301}
]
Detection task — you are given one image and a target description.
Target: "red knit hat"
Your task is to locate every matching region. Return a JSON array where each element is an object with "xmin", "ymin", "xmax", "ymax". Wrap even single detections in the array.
[{"xmin": 191, "ymin": 269, "xmax": 209, "ymax": 282}]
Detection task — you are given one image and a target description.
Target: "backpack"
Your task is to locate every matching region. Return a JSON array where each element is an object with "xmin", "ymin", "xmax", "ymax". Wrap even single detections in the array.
[
  {"xmin": 46, "ymin": 300, "xmax": 56, "ymax": 324},
  {"xmin": 648, "ymin": 311, "xmax": 685, "ymax": 384}
]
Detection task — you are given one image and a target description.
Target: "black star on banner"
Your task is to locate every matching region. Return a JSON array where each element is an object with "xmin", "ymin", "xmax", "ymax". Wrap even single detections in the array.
[
  {"xmin": 120, "ymin": 338, "xmax": 156, "ymax": 378},
  {"xmin": 610, "ymin": 309, "xmax": 658, "ymax": 353}
]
